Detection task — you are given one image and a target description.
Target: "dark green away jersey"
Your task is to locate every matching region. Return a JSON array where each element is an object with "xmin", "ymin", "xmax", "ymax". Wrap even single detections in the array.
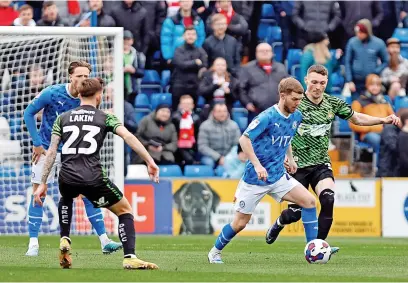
[
  {"xmin": 52, "ymin": 105, "xmax": 121, "ymax": 185},
  {"xmin": 292, "ymin": 93, "xmax": 354, "ymax": 168}
]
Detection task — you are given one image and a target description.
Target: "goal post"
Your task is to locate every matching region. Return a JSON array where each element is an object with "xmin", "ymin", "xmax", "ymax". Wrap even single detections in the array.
[{"xmin": 0, "ymin": 27, "xmax": 124, "ymax": 235}]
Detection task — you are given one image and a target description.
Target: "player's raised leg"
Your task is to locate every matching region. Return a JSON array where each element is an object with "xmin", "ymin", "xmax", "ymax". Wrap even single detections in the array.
[
  {"xmin": 81, "ymin": 196, "xmax": 122, "ymax": 254},
  {"xmin": 107, "ymin": 195, "xmax": 158, "ymax": 270},
  {"xmin": 266, "ymin": 202, "xmax": 301, "ymax": 245}
]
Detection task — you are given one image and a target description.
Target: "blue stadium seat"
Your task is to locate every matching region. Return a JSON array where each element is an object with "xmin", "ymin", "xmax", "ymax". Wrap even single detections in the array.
[
  {"xmin": 267, "ymin": 26, "xmax": 282, "ymax": 42},
  {"xmin": 257, "ymin": 22, "xmax": 270, "ymax": 41},
  {"xmin": 197, "ymin": 96, "xmax": 206, "ymax": 108},
  {"xmin": 291, "ymin": 65, "xmax": 301, "ymax": 81},
  {"xmin": 141, "ymin": 70, "xmax": 162, "ymax": 95},
  {"xmin": 215, "ymin": 166, "xmax": 225, "ymax": 177},
  {"xmin": 261, "ymin": 4, "xmax": 275, "ymax": 19},
  {"xmin": 286, "ymin": 49, "xmax": 303, "ymax": 73},
  {"xmin": 330, "ymin": 72, "xmax": 345, "ymax": 92},
  {"xmin": 19, "ymin": 164, "xmax": 31, "ymax": 177},
  {"xmin": 150, "ymin": 93, "xmax": 172, "ymax": 110},
  {"xmin": 394, "ymin": 96, "xmax": 408, "ymax": 112},
  {"xmin": 232, "ymin": 108, "xmax": 248, "ymax": 132},
  {"xmin": 159, "ymin": 165, "xmax": 183, "ymax": 177},
  {"xmin": 134, "ymin": 93, "xmax": 150, "ymax": 108},
  {"xmin": 184, "ymin": 165, "xmax": 214, "ymax": 177},
  {"xmin": 135, "ymin": 108, "xmax": 151, "ymax": 123},
  {"xmin": 272, "ymin": 42, "xmax": 283, "ymax": 63},
  {"xmin": 401, "ymin": 44, "xmax": 408, "ymax": 59},
  {"xmin": 0, "ymin": 166, "xmax": 17, "ymax": 178},
  {"xmin": 233, "ymin": 101, "xmax": 243, "ymax": 108},
  {"xmin": 393, "ymin": 28, "xmax": 408, "ymax": 43},
  {"xmin": 161, "ymin": 70, "xmax": 171, "ymax": 89},
  {"xmin": 153, "ymin": 50, "xmax": 161, "ymax": 60},
  {"xmin": 8, "ymin": 114, "xmax": 22, "ymax": 136}
]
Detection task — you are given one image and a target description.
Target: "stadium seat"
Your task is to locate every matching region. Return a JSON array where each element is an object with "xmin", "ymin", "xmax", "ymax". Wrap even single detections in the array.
[
  {"xmin": 184, "ymin": 165, "xmax": 215, "ymax": 177},
  {"xmin": 401, "ymin": 44, "xmax": 408, "ymax": 59},
  {"xmin": 19, "ymin": 164, "xmax": 31, "ymax": 177},
  {"xmin": 286, "ymin": 49, "xmax": 303, "ymax": 73},
  {"xmin": 161, "ymin": 70, "xmax": 171, "ymax": 89},
  {"xmin": 134, "ymin": 93, "xmax": 150, "ymax": 108},
  {"xmin": 392, "ymin": 28, "xmax": 408, "ymax": 43},
  {"xmin": 272, "ymin": 42, "xmax": 283, "ymax": 63},
  {"xmin": 267, "ymin": 26, "xmax": 282, "ymax": 42},
  {"xmin": 232, "ymin": 108, "xmax": 248, "ymax": 132},
  {"xmin": 215, "ymin": 166, "xmax": 225, "ymax": 177},
  {"xmin": 291, "ymin": 65, "xmax": 301, "ymax": 81},
  {"xmin": 261, "ymin": 4, "xmax": 275, "ymax": 19},
  {"xmin": 394, "ymin": 96, "xmax": 408, "ymax": 112},
  {"xmin": 135, "ymin": 108, "xmax": 151, "ymax": 123},
  {"xmin": 233, "ymin": 101, "xmax": 243, "ymax": 108},
  {"xmin": 159, "ymin": 165, "xmax": 183, "ymax": 177},
  {"xmin": 330, "ymin": 72, "xmax": 345, "ymax": 92},
  {"xmin": 197, "ymin": 96, "xmax": 206, "ymax": 108},
  {"xmin": 150, "ymin": 93, "xmax": 172, "ymax": 110},
  {"xmin": 141, "ymin": 70, "xmax": 162, "ymax": 95},
  {"xmin": 0, "ymin": 166, "xmax": 17, "ymax": 178},
  {"xmin": 257, "ymin": 22, "xmax": 271, "ymax": 40}
]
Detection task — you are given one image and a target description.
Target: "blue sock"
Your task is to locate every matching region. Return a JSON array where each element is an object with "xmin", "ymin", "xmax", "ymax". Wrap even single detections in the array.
[
  {"xmin": 302, "ymin": 207, "xmax": 318, "ymax": 243},
  {"xmin": 82, "ymin": 197, "xmax": 106, "ymax": 236},
  {"xmin": 214, "ymin": 224, "xmax": 237, "ymax": 250},
  {"xmin": 28, "ymin": 195, "xmax": 45, "ymax": 238}
]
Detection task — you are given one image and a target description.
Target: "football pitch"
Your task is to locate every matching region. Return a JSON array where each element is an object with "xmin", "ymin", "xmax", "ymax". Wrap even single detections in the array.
[{"xmin": 0, "ymin": 236, "xmax": 407, "ymax": 282}]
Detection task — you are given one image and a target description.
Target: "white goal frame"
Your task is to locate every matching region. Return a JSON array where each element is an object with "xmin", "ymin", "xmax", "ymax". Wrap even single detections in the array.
[{"xmin": 0, "ymin": 26, "xmax": 125, "ymax": 191}]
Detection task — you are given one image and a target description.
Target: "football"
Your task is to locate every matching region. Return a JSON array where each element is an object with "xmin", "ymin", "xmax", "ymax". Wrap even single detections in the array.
[{"xmin": 304, "ymin": 239, "xmax": 331, "ymax": 264}]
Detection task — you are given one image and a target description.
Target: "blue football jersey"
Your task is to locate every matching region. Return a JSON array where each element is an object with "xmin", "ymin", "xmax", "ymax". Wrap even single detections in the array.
[
  {"xmin": 24, "ymin": 84, "xmax": 80, "ymax": 151},
  {"xmin": 242, "ymin": 105, "xmax": 303, "ymax": 186}
]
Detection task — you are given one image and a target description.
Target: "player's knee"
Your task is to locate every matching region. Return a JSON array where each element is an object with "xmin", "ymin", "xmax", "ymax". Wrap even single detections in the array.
[
  {"xmin": 319, "ymin": 189, "xmax": 335, "ymax": 209},
  {"xmin": 299, "ymin": 195, "xmax": 316, "ymax": 209},
  {"xmin": 287, "ymin": 204, "xmax": 302, "ymax": 222},
  {"xmin": 109, "ymin": 197, "xmax": 132, "ymax": 216}
]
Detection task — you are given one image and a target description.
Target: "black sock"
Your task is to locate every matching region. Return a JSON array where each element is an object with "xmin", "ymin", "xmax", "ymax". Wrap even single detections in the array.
[
  {"xmin": 59, "ymin": 197, "xmax": 73, "ymax": 238},
  {"xmin": 279, "ymin": 204, "xmax": 302, "ymax": 225},
  {"xmin": 317, "ymin": 189, "xmax": 335, "ymax": 240},
  {"xmin": 118, "ymin": 213, "xmax": 136, "ymax": 257}
]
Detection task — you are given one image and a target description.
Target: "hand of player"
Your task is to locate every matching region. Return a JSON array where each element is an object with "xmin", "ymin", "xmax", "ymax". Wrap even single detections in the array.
[
  {"xmin": 286, "ymin": 158, "xmax": 298, "ymax": 174},
  {"xmin": 147, "ymin": 162, "xmax": 159, "ymax": 183},
  {"xmin": 33, "ymin": 184, "xmax": 48, "ymax": 206},
  {"xmin": 284, "ymin": 156, "xmax": 290, "ymax": 171},
  {"xmin": 32, "ymin": 146, "xmax": 46, "ymax": 165},
  {"xmin": 254, "ymin": 164, "xmax": 268, "ymax": 181},
  {"xmin": 382, "ymin": 114, "xmax": 401, "ymax": 127}
]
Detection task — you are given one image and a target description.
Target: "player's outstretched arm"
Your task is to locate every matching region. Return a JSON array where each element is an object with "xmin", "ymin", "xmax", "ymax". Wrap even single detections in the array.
[
  {"xmin": 33, "ymin": 134, "xmax": 61, "ymax": 206},
  {"xmin": 115, "ymin": 126, "xmax": 159, "ymax": 183},
  {"xmin": 349, "ymin": 112, "xmax": 401, "ymax": 127},
  {"xmin": 239, "ymin": 135, "xmax": 268, "ymax": 181}
]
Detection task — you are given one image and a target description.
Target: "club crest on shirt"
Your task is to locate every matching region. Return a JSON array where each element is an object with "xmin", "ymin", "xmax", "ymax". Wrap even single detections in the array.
[
  {"xmin": 327, "ymin": 111, "xmax": 334, "ymax": 119},
  {"xmin": 248, "ymin": 119, "xmax": 260, "ymax": 130},
  {"xmin": 292, "ymin": 121, "xmax": 298, "ymax": 129}
]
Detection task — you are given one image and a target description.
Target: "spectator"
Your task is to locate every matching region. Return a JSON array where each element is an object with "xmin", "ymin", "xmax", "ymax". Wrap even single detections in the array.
[
  {"xmin": 206, "ymin": 0, "xmax": 249, "ymax": 44},
  {"xmin": 381, "ymin": 38, "xmax": 408, "ymax": 97},
  {"xmin": 350, "ymin": 74, "xmax": 394, "ymax": 152},
  {"xmin": 102, "ymin": 54, "xmax": 113, "ymax": 85},
  {"xmin": 272, "ymin": 1, "xmax": 296, "ymax": 57},
  {"xmin": 223, "ymin": 144, "xmax": 247, "ymax": 178},
  {"xmin": 231, "ymin": 1, "xmax": 253, "ymax": 23},
  {"xmin": 345, "ymin": 19, "xmax": 388, "ymax": 98},
  {"xmin": 124, "ymin": 100, "xmax": 138, "ymax": 134},
  {"xmin": 53, "ymin": 0, "xmax": 88, "ymax": 26},
  {"xmin": 37, "ymin": 1, "xmax": 68, "ymax": 27},
  {"xmin": 76, "ymin": 0, "xmax": 115, "ymax": 27},
  {"xmin": 197, "ymin": 57, "xmax": 239, "ymax": 116},
  {"xmin": 140, "ymin": 1, "xmax": 166, "ymax": 67},
  {"xmin": 12, "ymin": 4, "xmax": 36, "ymax": 26},
  {"xmin": 238, "ymin": 43, "xmax": 288, "ymax": 122},
  {"xmin": 161, "ymin": 0, "xmax": 206, "ymax": 62},
  {"xmin": 166, "ymin": 0, "xmax": 180, "ymax": 17},
  {"xmin": 292, "ymin": 1, "xmax": 341, "ymax": 49},
  {"xmin": 123, "ymin": 30, "xmax": 146, "ymax": 102},
  {"xmin": 171, "ymin": 26, "xmax": 207, "ymax": 110},
  {"xmin": 111, "ymin": 0, "xmax": 149, "ymax": 54},
  {"xmin": 198, "ymin": 103, "xmax": 241, "ymax": 168},
  {"xmin": 398, "ymin": 110, "xmax": 408, "ymax": 176},
  {"xmin": 133, "ymin": 104, "xmax": 177, "ymax": 165},
  {"xmin": 172, "ymin": 94, "xmax": 201, "ymax": 166},
  {"xmin": 377, "ymin": 1, "xmax": 400, "ymax": 42},
  {"xmin": 25, "ymin": 1, "xmax": 43, "ymax": 22},
  {"xmin": 193, "ymin": 1, "xmax": 216, "ymax": 24},
  {"xmin": 16, "ymin": 64, "xmax": 45, "ymax": 112},
  {"xmin": 0, "ymin": 0, "xmax": 18, "ymax": 26},
  {"xmin": 339, "ymin": 1, "xmax": 383, "ymax": 46},
  {"xmin": 300, "ymin": 32, "xmax": 342, "ymax": 94},
  {"xmin": 203, "ymin": 13, "xmax": 241, "ymax": 77}
]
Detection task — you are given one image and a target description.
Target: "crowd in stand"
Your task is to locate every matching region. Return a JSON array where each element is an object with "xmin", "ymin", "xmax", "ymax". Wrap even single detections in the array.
[{"xmin": 2, "ymin": 0, "xmax": 408, "ymax": 177}]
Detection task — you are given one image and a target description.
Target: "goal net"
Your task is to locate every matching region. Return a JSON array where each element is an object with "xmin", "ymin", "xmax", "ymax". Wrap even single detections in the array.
[{"xmin": 0, "ymin": 27, "xmax": 124, "ymax": 235}]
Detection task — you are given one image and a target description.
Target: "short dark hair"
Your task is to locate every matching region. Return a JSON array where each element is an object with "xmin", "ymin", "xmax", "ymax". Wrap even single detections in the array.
[
  {"xmin": 184, "ymin": 26, "xmax": 196, "ymax": 33},
  {"xmin": 278, "ymin": 77, "xmax": 304, "ymax": 95},
  {"xmin": 68, "ymin": 61, "xmax": 92, "ymax": 75},
  {"xmin": 307, "ymin": 64, "xmax": 328, "ymax": 77},
  {"xmin": 43, "ymin": 1, "xmax": 56, "ymax": 9},
  {"xmin": 79, "ymin": 78, "xmax": 104, "ymax": 98}
]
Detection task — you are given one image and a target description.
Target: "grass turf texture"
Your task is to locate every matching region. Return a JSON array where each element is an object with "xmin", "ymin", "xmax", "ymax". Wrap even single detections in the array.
[{"xmin": 0, "ymin": 236, "xmax": 407, "ymax": 282}]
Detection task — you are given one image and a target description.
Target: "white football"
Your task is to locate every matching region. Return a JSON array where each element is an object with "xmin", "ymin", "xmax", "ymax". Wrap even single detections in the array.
[{"xmin": 304, "ymin": 239, "xmax": 331, "ymax": 264}]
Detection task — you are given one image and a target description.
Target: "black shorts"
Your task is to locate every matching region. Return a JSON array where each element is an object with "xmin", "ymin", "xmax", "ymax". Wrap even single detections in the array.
[
  {"xmin": 292, "ymin": 163, "xmax": 334, "ymax": 192},
  {"xmin": 59, "ymin": 179, "xmax": 123, "ymax": 208}
]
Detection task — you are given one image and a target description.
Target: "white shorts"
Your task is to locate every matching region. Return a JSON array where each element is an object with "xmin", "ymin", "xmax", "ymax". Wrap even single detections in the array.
[
  {"xmin": 234, "ymin": 174, "xmax": 300, "ymax": 214},
  {"xmin": 31, "ymin": 153, "xmax": 61, "ymax": 184}
]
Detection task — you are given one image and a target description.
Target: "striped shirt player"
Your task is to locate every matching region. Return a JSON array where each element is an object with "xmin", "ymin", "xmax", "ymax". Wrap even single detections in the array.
[
  {"xmin": 208, "ymin": 77, "xmax": 320, "ymax": 264},
  {"xmin": 23, "ymin": 61, "xmax": 121, "ymax": 257}
]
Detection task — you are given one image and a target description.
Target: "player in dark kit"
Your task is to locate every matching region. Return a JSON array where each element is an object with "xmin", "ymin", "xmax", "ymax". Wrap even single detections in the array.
[
  {"xmin": 34, "ymin": 78, "xmax": 160, "ymax": 270},
  {"xmin": 265, "ymin": 65, "xmax": 401, "ymax": 254}
]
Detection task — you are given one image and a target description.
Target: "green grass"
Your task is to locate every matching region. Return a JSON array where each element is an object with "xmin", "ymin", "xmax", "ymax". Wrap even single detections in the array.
[{"xmin": 0, "ymin": 236, "xmax": 408, "ymax": 282}]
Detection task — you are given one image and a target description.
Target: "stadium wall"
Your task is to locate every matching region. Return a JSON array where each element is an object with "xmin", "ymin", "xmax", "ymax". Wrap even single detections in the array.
[{"xmin": 1, "ymin": 178, "xmax": 407, "ymax": 237}]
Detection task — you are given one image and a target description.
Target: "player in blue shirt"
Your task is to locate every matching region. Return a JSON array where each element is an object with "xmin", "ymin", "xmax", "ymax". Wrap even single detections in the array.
[
  {"xmin": 23, "ymin": 61, "xmax": 121, "ymax": 256},
  {"xmin": 208, "ymin": 77, "xmax": 320, "ymax": 264}
]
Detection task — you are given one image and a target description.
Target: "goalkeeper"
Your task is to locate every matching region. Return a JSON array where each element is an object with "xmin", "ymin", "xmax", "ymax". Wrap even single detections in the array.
[{"xmin": 23, "ymin": 61, "xmax": 122, "ymax": 257}]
